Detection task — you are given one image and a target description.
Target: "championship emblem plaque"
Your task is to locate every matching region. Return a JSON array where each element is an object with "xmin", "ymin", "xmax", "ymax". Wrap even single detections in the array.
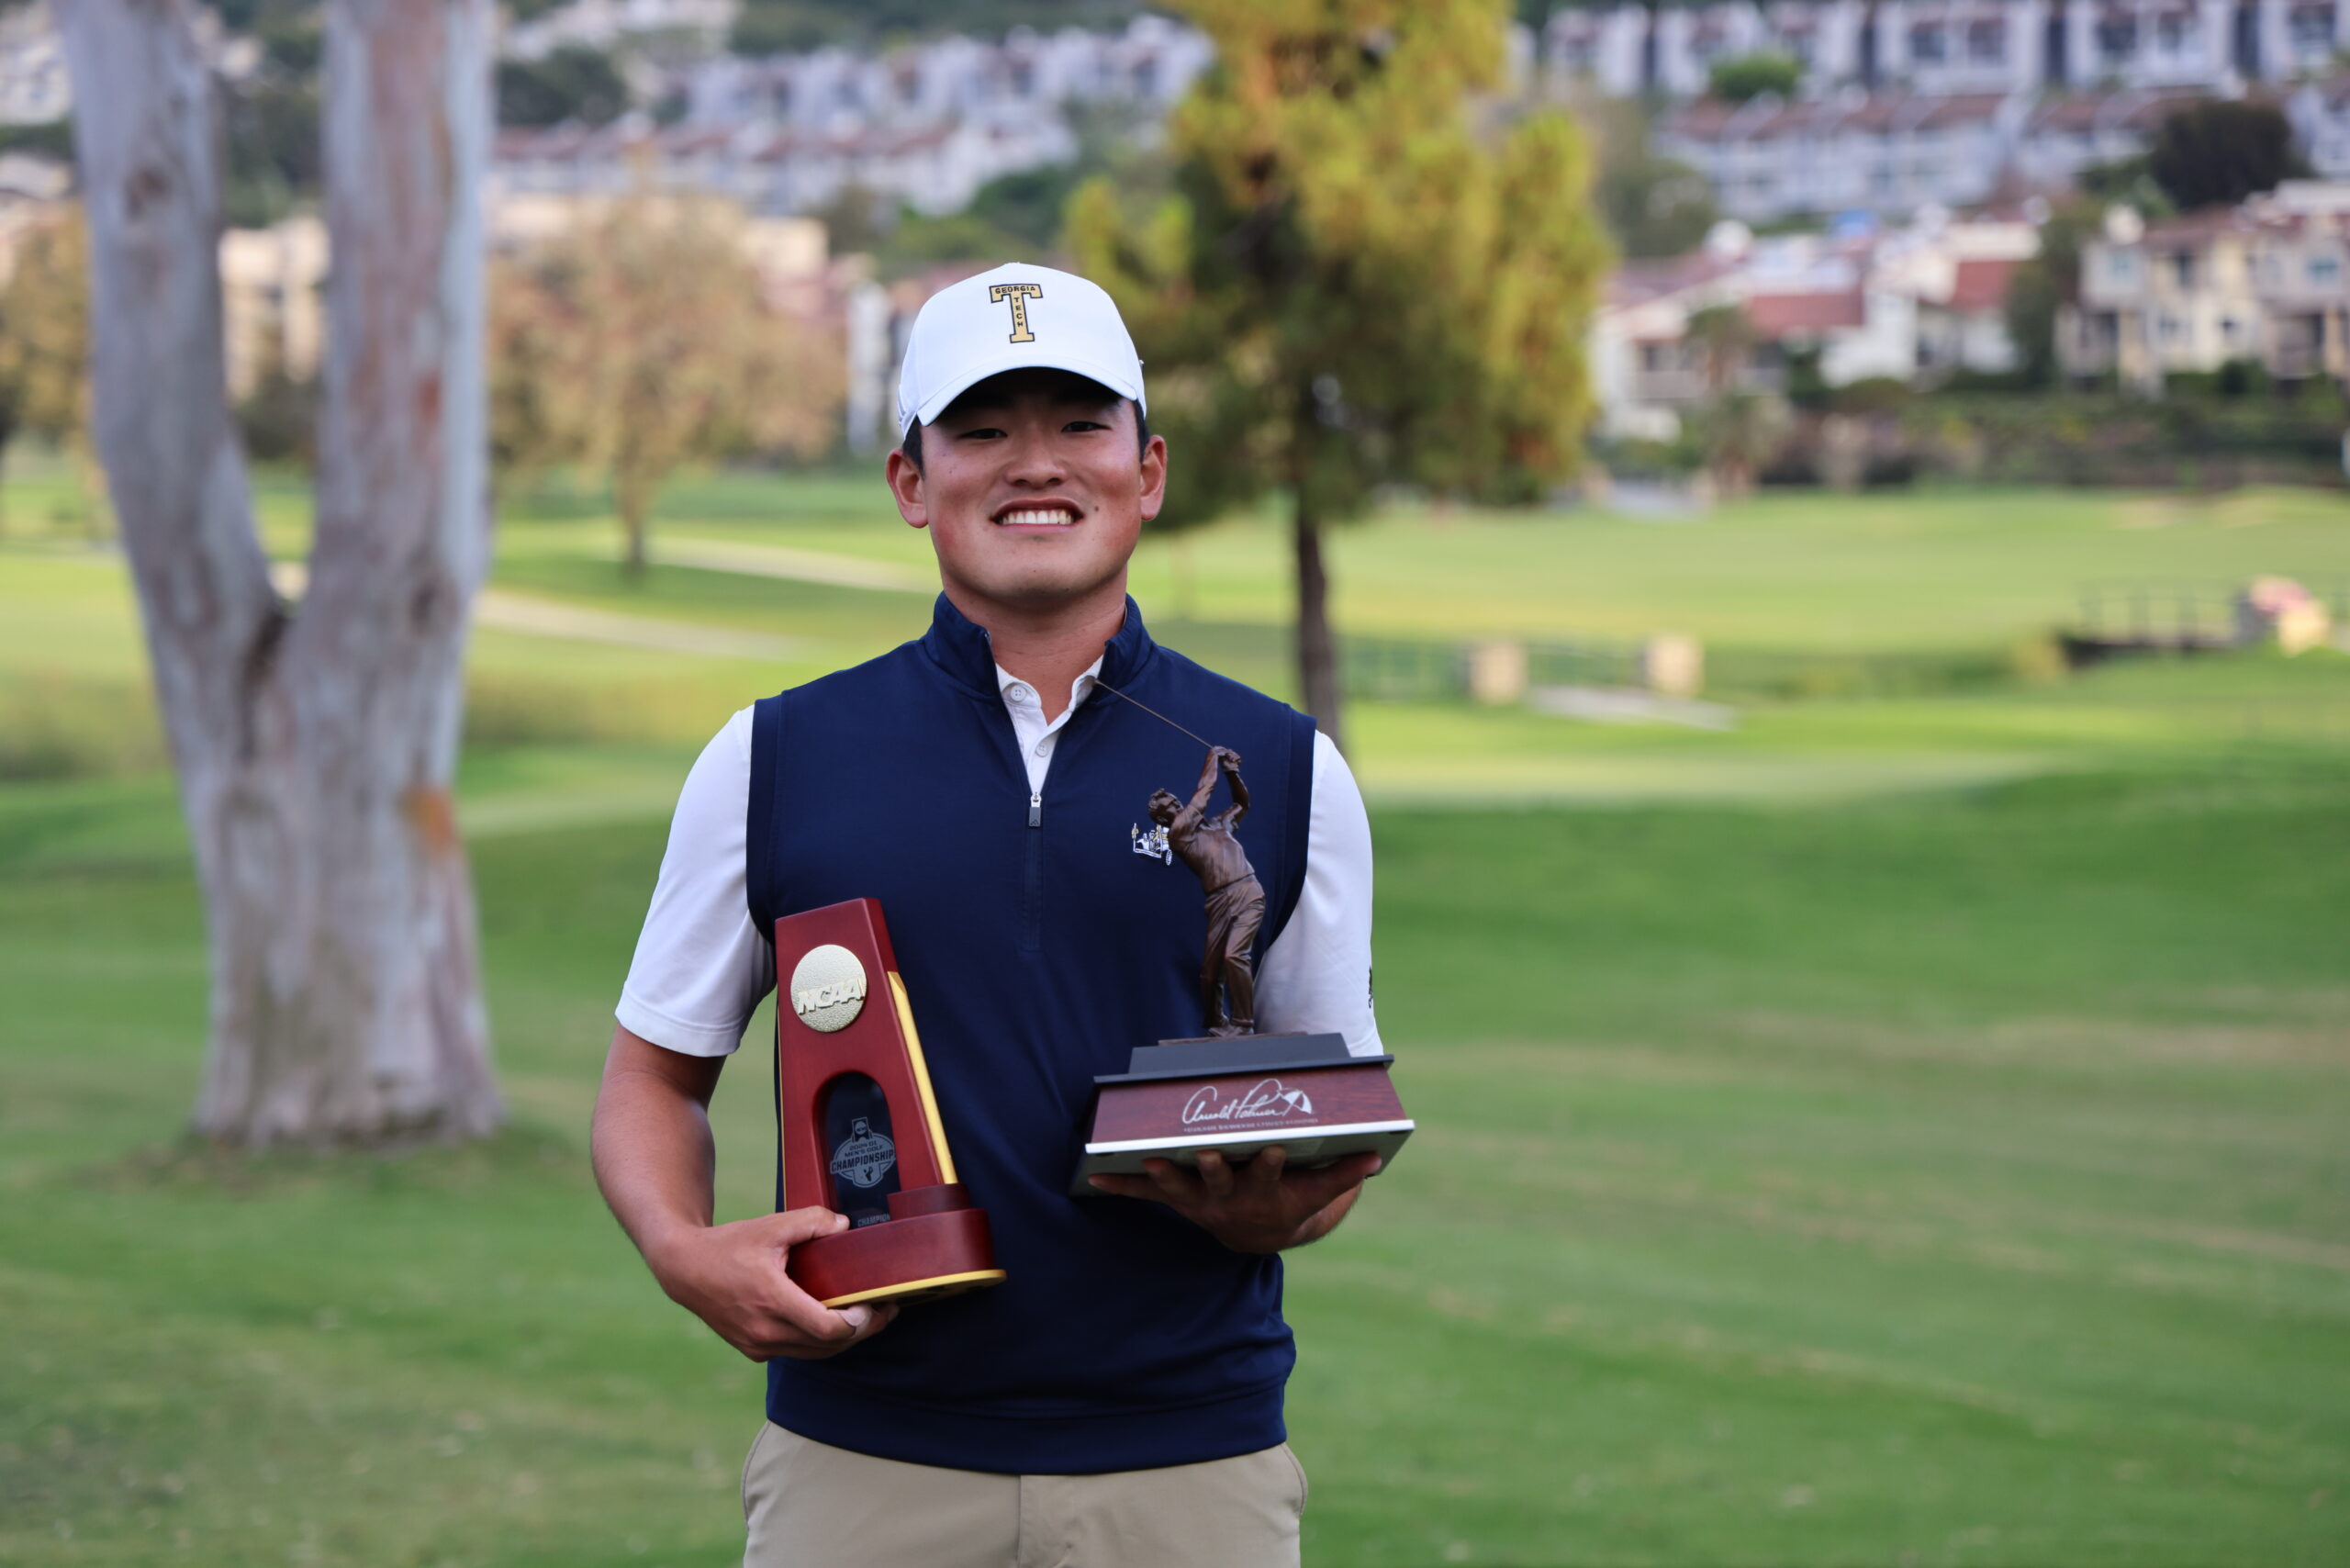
[
  {"xmin": 1071, "ymin": 741, "xmax": 1414, "ymax": 1194},
  {"xmin": 771, "ymin": 898, "xmax": 1005, "ymax": 1306}
]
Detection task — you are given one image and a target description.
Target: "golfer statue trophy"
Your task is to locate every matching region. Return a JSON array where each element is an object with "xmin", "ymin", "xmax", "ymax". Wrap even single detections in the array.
[
  {"xmin": 771, "ymin": 898, "xmax": 1006, "ymax": 1305},
  {"xmin": 1073, "ymin": 739, "xmax": 1415, "ymax": 1195}
]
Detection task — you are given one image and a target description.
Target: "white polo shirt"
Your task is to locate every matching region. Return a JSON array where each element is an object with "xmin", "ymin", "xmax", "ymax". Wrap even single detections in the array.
[{"xmin": 617, "ymin": 662, "xmax": 1382, "ymax": 1058}]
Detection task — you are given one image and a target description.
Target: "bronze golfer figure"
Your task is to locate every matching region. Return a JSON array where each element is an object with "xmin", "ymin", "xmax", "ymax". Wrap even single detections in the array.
[{"xmin": 1147, "ymin": 745, "xmax": 1266, "ymax": 1038}]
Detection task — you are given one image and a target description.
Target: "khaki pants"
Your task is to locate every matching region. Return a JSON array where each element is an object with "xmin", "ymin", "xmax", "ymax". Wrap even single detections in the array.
[{"xmin": 741, "ymin": 1421, "xmax": 1307, "ymax": 1568}]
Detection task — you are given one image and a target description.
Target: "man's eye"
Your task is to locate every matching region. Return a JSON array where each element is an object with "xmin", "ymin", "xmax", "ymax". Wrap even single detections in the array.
[
  {"xmin": 959, "ymin": 427, "xmax": 1007, "ymax": 441},
  {"xmin": 1064, "ymin": 420, "xmax": 1108, "ymax": 432}
]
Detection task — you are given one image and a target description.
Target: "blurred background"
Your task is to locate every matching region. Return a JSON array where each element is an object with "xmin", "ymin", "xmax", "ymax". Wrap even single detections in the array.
[{"xmin": 4, "ymin": 0, "xmax": 2348, "ymax": 1562}]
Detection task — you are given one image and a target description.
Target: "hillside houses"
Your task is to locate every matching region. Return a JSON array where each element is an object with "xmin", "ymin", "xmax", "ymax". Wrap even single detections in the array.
[
  {"xmin": 678, "ymin": 19, "xmax": 1211, "ymax": 132},
  {"xmin": 492, "ymin": 114, "xmax": 1075, "ymax": 218},
  {"xmin": 1661, "ymin": 77, "xmax": 2350, "ymax": 220},
  {"xmin": 495, "ymin": 17, "xmax": 1209, "ymax": 218},
  {"xmin": 1658, "ymin": 91, "xmax": 2026, "ymax": 219},
  {"xmin": 1593, "ymin": 216, "xmax": 2041, "ymax": 437},
  {"xmin": 2060, "ymin": 180, "xmax": 2350, "ymax": 388}
]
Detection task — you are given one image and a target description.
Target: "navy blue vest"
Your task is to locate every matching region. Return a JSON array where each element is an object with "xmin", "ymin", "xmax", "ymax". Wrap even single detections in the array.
[{"xmin": 746, "ymin": 594, "xmax": 1318, "ymax": 1473}]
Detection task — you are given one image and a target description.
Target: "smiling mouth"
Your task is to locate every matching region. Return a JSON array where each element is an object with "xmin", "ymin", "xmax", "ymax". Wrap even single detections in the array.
[{"xmin": 993, "ymin": 501, "xmax": 1082, "ymax": 527}]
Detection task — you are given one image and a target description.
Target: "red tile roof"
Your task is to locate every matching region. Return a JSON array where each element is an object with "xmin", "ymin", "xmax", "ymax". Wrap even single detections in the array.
[
  {"xmin": 1947, "ymin": 256, "xmax": 2020, "ymax": 312},
  {"xmin": 1746, "ymin": 289, "xmax": 1868, "ymax": 335}
]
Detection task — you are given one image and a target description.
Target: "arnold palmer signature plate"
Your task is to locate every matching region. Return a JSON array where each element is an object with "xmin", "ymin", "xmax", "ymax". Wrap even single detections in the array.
[{"xmin": 1070, "ymin": 1033, "xmax": 1414, "ymax": 1196}]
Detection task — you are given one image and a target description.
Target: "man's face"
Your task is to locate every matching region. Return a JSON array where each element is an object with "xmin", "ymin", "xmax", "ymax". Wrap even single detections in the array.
[
  {"xmin": 1147, "ymin": 790, "xmax": 1180, "ymax": 825},
  {"xmin": 886, "ymin": 368, "xmax": 1167, "ymax": 614}
]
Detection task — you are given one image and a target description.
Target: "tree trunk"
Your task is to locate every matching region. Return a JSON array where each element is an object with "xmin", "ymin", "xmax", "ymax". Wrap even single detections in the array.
[
  {"xmin": 1292, "ymin": 488, "xmax": 1343, "ymax": 753},
  {"xmin": 61, "ymin": 0, "xmax": 502, "ymax": 1147},
  {"xmin": 617, "ymin": 466, "xmax": 649, "ymax": 579},
  {"xmin": 73, "ymin": 435, "xmax": 109, "ymax": 540}
]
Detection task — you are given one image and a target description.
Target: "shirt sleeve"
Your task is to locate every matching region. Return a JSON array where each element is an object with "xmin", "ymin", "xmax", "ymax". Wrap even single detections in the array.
[
  {"xmin": 1257, "ymin": 730, "xmax": 1383, "ymax": 1057},
  {"xmin": 614, "ymin": 705, "xmax": 775, "ymax": 1057}
]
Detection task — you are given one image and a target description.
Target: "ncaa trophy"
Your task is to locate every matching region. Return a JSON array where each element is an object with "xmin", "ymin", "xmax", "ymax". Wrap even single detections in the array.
[
  {"xmin": 771, "ymin": 898, "xmax": 1006, "ymax": 1305},
  {"xmin": 1072, "ymin": 739, "xmax": 1414, "ymax": 1195}
]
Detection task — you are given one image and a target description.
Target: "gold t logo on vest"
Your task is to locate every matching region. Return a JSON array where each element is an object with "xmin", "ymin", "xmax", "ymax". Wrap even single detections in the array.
[{"xmin": 988, "ymin": 281, "xmax": 1043, "ymax": 342}]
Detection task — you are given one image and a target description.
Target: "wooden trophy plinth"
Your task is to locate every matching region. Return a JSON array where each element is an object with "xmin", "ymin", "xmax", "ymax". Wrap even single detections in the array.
[
  {"xmin": 772, "ymin": 898, "xmax": 1005, "ymax": 1308},
  {"xmin": 1070, "ymin": 1033, "xmax": 1414, "ymax": 1197}
]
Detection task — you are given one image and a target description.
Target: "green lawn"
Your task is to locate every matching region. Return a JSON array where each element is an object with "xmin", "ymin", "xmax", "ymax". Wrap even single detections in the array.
[
  {"xmin": 5, "ymin": 757, "xmax": 2347, "ymax": 1565},
  {"xmin": 5, "ymin": 466, "xmax": 2350, "ymax": 1563}
]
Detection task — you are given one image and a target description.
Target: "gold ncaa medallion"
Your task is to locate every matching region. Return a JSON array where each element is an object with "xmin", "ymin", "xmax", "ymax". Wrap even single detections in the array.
[{"xmin": 789, "ymin": 943, "xmax": 868, "ymax": 1033}]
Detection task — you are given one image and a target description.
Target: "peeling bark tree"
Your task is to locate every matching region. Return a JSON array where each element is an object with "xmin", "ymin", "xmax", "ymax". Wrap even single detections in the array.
[{"xmin": 60, "ymin": 0, "xmax": 503, "ymax": 1146}]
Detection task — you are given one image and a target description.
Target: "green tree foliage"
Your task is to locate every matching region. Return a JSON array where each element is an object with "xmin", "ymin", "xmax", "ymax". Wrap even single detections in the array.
[
  {"xmin": 2004, "ymin": 198, "xmax": 2096, "ymax": 388},
  {"xmin": 236, "ymin": 329, "xmax": 318, "ymax": 465},
  {"xmin": 0, "ymin": 118, "xmax": 74, "ymax": 161},
  {"xmin": 489, "ymin": 195, "xmax": 845, "ymax": 575},
  {"xmin": 1689, "ymin": 388, "xmax": 1792, "ymax": 498},
  {"xmin": 1684, "ymin": 301, "xmax": 1756, "ymax": 395},
  {"xmin": 1678, "ymin": 302, "xmax": 1791, "ymax": 494},
  {"xmin": 2148, "ymin": 100, "xmax": 2311, "ymax": 212},
  {"xmin": 879, "ymin": 104, "xmax": 1166, "ymax": 271},
  {"xmin": 218, "ymin": 0, "xmax": 322, "ymax": 225},
  {"xmin": 1069, "ymin": 0, "xmax": 1609, "ymax": 744},
  {"xmin": 1583, "ymin": 96, "xmax": 1718, "ymax": 260},
  {"xmin": 0, "ymin": 209, "xmax": 92, "ymax": 531},
  {"xmin": 2078, "ymin": 153, "xmax": 2174, "ymax": 215},
  {"xmin": 1707, "ymin": 50, "xmax": 1803, "ymax": 104},
  {"xmin": 498, "ymin": 45, "xmax": 629, "ymax": 129}
]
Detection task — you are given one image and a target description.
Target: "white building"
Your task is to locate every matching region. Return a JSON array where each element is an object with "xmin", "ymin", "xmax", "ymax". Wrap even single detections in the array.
[
  {"xmin": 2007, "ymin": 84, "xmax": 2213, "ymax": 188},
  {"xmin": 1659, "ymin": 89, "xmax": 2028, "ymax": 220},
  {"xmin": 503, "ymin": 0, "xmax": 739, "ymax": 62},
  {"xmin": 1543, "ymin": 0, "xmax": 2350, "ymax": 98},
  {"xmin": 2061, "ymin": 180, "xmax": 2350, "ymax": 388},
  {"xmin": 2288, "ymin": 72, "xmax": 2350, "ymax": 177},
  {"xmin": 0, "ymin": 2, "xmax": 67, "ymax": 126},
  {"xmin": 1874, "ymin": 0, "xmax": 2052, "ymax": 93}
]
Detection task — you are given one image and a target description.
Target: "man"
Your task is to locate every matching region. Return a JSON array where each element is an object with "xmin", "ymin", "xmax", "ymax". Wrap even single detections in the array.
[
  {"xmin": 1147, "ymin": 745, "xmax": 1265, "ymax": 1036},
  {"xmin": 593, "ymin": 263, "xmax": 1382, "ymax": 1568}
]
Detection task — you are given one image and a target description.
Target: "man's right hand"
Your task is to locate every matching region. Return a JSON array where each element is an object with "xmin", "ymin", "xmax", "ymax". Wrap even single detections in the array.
[{"xmin": 650, "ymin": 1207, "xmax": 899, "ymax": 1361}]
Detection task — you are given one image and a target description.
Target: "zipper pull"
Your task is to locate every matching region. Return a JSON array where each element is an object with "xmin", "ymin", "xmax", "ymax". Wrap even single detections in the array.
[{"xmin": 1028, "ymin": 791, "xmax": 1043, "ymax": 828}]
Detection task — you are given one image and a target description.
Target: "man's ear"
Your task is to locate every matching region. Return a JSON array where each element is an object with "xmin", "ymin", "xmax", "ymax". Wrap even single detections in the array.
[
  {"xmin": 886, "ymin": 447, "xmax": 929, "ymax": 530},
  {"xmin": 1137, "ymin": 432, "xmax": 1169, "ymax": 523}
]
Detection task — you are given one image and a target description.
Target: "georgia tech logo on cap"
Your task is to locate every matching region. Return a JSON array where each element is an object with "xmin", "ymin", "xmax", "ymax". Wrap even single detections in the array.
[
  {"xmin": 987, "ymin": 280, "xmax": 1042, "ymax": 342},
  {"xmin": 789, "ymin": 944, "xmax": 867, "ymax": 1033}
]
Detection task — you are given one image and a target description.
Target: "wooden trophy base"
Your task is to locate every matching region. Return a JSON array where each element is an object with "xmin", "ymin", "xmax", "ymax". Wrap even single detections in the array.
[
  {"xmin": 785, "ymin": 1182, "xmax": 1007, "ymax": 1307},
  {"xmin": 1070, "ymin": 1034, "xmax": 1414, "ymax": 1197}
]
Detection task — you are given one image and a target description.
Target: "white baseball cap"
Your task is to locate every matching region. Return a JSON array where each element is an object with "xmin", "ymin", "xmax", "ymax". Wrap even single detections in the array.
[{"xmin": 896, "ymin": 262, "xmax": 1147, "ymax": 439}]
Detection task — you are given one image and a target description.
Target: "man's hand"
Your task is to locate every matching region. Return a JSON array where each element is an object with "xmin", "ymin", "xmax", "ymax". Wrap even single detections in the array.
[
  {"xmin": 1087, "ymin": 1147, "xmax": 1379, "ymax": 1253},
  {"xmin": 1214, "ymin": 746, "xmax": 1244, "ymax": 773},
  {"xmin": 649, "ymin": 1206, "xmax": 899, "ymax": 1362}
]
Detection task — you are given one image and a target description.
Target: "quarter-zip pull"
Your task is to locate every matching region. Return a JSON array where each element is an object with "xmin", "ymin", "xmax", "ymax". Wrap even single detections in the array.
[{"xmin": 1027, "ymin": 790, "xmax": 1043, "ymax": 827}]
